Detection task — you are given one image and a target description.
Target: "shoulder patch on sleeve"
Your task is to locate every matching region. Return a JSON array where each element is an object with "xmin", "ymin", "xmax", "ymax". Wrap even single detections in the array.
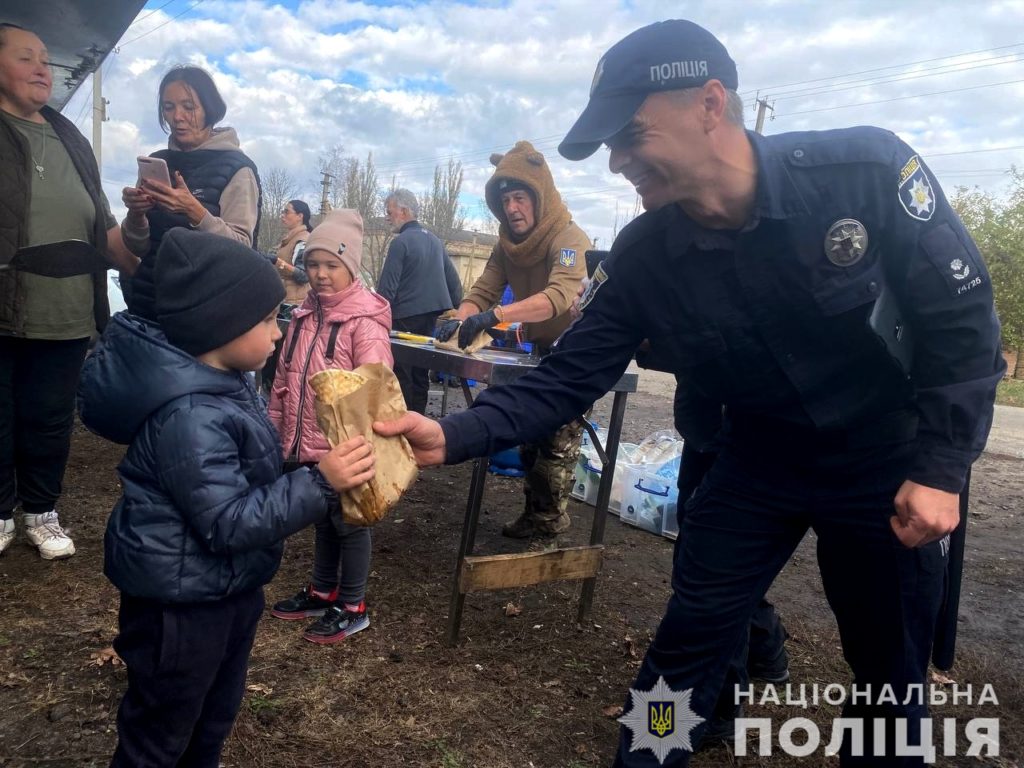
[
  {"xmin": 578, "ymin": 261, "xmax": 609, "ymax": 311},
  {"xmin": 920, "ymin": 222, "xmax": 984, "ymax": 297},
  {"xmin": 898, "ymin": 155, "xmax": 935, "ymax": 221},
  {"xmin": 559, "ymin": 248, "xmax": 577, "ymax": 267}
]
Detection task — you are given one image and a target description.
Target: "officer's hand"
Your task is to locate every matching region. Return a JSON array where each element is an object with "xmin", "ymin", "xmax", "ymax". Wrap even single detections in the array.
[
  {"xmin": 891, "ymin": 480, "xmax": 960, "ymax": 547},
  {"xmin": 457, "ymin": 309, "xmax": 498, "ymax": 349},
  {"xmin": 373, "ymin": 413, "xmax": 446, "ymax": 467},
  {"xmin": 434, "ymin": 318, "xmax": 461, "ymax": 342}
]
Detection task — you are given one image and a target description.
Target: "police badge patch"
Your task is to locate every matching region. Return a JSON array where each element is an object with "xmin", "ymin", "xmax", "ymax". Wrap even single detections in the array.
[
  {"xmin": 559, "ymin": 248, "xmax": 577, "ymax": 267},
  {"xmin": 824, "ymin": 218, "xmax": 869, "ymax": 267},
  {"xmin": 578, "ymin": 261, "xmax": 608, "ymax": 311},
  {"xmin": 618, "ymin": 676, "xmax": 704, "ymax": 763},
  {"xmin": 898, "ymin": 155, "xmax": 935, "ymax": 222}
]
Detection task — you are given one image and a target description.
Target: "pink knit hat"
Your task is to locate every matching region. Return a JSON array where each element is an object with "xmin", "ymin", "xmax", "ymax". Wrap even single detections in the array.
[{"xmin": 303, "ymin": 209, "xmax": 364, "ymax": 279}]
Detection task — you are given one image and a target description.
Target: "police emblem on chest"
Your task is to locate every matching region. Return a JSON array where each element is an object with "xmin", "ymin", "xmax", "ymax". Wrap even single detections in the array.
[
  {"xmin": 824, "ymin": 218, "xmax": 868, "ymax": 267},
  {"xmin": 898, "ymin": 154, "xmax": 935, "ymax": 221}
]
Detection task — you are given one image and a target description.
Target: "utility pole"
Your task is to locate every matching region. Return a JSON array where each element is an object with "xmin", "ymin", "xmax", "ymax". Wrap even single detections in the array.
[
  {"xmin": 754, "ymin": 96, "xmax": 774, "ymax": 135},
  {"xmin": 91, "ymin": 66, "xmax": 109, "ymax": 170},
  {"xmin": 319, "ymin": 171, "xmax": 334, "ymax": 216}
]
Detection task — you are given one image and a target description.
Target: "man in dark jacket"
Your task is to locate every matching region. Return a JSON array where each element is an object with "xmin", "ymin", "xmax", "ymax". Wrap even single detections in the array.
[
  {"xmin": 379, "ymin": 187, "xmax": 463, "ymax": 413},
  {"xmin": 78, "ymin": 229, "xmax": 373, "ymax": 768},
  {"xmin": 378, "ymin": 19, "xmax": 1004, "ymax": 767}
]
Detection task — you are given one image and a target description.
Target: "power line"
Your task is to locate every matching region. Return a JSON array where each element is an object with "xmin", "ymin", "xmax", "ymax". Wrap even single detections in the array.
[
  {"xmin": 127, "ymin": 0, "xmax": 181, "ymax": 30},
  {"xmin": 773, "ymin": 77, "xmax": 1024, "ymax": 118},
  {"xmin": 738, "ymin": 41, "xmax": 1024, "ymax": 97},
  {"xmin": 119, "ymin": 0, "xmax": 206, "ymax": 48},
  {"xmin": 373, "ymin": 134, "xmax": 564, "ymax": 172},
  {"xmin": 927, "ymin": 144, "xmax": 1024, "ymax": 158},
  {"xmin": 770, "ymin": 53, "xmax": 1024, "ymax": 102}
]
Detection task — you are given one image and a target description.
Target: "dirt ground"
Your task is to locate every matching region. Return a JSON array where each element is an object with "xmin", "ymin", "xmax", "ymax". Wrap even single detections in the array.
[{"xmin": 0, "ymin": 380, "xmax": 1020, "ymax": 768}]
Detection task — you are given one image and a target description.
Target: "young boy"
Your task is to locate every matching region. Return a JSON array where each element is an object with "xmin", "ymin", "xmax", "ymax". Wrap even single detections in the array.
[{"xmin": 78, "ymin": 228, "xmax": 375, "ymax": 767}]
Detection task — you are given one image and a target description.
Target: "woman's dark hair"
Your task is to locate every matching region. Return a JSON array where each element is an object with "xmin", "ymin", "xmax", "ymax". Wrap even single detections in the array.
[
  {"xmin": 289, "ymin": 199, "xmax": 312, "ymax": 231},
  {"xmin": 157, "ymin": 65, "xmax": 226, "ymax": 132},
  {"xmin": 0, "ymin": 22, "xmax": 27, "ymax": 48}
]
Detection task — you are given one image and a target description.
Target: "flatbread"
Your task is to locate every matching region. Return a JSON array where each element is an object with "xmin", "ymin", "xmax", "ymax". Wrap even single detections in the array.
[
  {"xmin": 433, "ymin": 311, "xmax": 491, "ymax": 354},
  {"xmin": 435, "ymin": 328, "xmax": 490, "ymax": 355},
  {"xmin": 309, "ymin": 368, "xmax": 367, "ymax": 401},
  {"xmin": 309, "ymin": 364, "xmax": 418, "ymax": 526}
]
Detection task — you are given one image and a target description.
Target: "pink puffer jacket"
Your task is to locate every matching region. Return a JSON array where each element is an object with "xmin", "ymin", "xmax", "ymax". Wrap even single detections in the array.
[{"xmin": 268, "ymin": 280, "xmax": 393, "ymax": 462}]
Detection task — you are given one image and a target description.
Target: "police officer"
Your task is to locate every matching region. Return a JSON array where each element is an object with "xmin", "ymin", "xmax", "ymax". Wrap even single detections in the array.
[
  {"xmin": 378, "ymin": 19, "xmax": 1004, "ymax": 767},
  {"xmin": 435, "ymin": 141, "xmax": 590, "ymax": 539}
]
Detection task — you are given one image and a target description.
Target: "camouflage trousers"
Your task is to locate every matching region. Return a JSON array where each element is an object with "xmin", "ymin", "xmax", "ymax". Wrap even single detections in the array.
[{"xmin": 518, "ymin": 413, "xmax": 588, "ymax": 527}]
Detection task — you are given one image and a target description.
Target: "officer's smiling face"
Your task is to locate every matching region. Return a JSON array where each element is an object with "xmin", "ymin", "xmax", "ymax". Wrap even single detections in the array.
[{"xmin": 605, "ymin": 90, "xmax": 711, "ymax": 211}]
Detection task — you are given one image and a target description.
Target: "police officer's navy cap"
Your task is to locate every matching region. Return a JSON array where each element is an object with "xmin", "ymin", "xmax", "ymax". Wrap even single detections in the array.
[{"xmin": 558, "ymin": 19, "xmax": 738, "ymax": 161}]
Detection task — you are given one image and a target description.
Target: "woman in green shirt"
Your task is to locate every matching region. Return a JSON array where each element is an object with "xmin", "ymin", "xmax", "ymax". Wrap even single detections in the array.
[{"xmin": 0, "ymin": 23, "xmax": 139, "ymax": 560}]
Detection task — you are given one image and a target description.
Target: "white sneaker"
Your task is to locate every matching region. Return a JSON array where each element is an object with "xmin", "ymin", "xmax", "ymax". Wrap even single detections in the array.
[
  {"xmin": 24, "ymin": 511, "xmax": 76, "ymax": 560},
  {"xmin": 0, "ymin": 518, "xmax": 14, "ymax": 555}
]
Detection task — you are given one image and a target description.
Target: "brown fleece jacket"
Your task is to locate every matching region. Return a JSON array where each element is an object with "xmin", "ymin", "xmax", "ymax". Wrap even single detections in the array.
[{"xmin": 465, "ymin": 141, "xmax": 589, "ymax": 348}]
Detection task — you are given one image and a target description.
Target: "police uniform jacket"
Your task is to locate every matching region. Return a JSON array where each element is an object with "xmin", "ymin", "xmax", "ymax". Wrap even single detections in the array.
[{"xmin": 440, "ymin": 127, "xmax": 1005, "ymax": 493}]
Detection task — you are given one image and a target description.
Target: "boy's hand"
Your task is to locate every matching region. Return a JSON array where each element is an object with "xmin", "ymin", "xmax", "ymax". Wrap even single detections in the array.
[{"xmin": 318, "ymin": 436, "xmax": 375, "ymax": 491}]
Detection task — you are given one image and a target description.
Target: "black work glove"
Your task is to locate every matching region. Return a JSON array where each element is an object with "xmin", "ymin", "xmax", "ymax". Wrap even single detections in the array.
[
  {"xmin": 434, "ymin": 318, "xmax": 462, "ymax": 342},
  {"xmin": 457, "ymin": 309, "xmax": 499, "ymax": 349}
]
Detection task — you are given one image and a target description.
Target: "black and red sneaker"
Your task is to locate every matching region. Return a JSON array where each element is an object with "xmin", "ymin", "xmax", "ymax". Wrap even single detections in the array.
[
  {"xmin": 270, "ymin": 584, "xmax": 336, "ymax": 620},
  {"xmin": 302, "ymin": 602, "xmax": 370, "ymax": 644}
]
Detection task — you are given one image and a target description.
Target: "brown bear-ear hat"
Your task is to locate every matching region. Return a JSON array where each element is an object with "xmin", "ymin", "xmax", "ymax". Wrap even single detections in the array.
[{"xmin": 484, "ymin": 140, "xmax": 560, "ymax": 224}]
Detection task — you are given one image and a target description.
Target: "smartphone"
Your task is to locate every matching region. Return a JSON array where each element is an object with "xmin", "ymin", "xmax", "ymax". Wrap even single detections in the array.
[{"xmin": 137, "ymin": 156, "xmax": 171, "ymax": 188}]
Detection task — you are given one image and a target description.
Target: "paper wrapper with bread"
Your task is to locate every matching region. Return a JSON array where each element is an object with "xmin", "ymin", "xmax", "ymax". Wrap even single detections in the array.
[{"xmin": 310, "ymin": 363, "xmax": 418, "ymax": 526}]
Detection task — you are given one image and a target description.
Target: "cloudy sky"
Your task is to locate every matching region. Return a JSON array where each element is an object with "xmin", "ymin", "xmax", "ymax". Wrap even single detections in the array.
[{"xmin": 58, "ymin": 0, "xmax": 1024, "ymax": 248}]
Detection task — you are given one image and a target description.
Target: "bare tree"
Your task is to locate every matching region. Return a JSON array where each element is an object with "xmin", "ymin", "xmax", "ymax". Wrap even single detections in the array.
[
  {"xmin": 340, "ymin": 153, "xmax": 389, "ymax": 284},
  {"xmin": 344, "ymin": 152, "xmax": 379, "ymax": 224},
  {"xmin": 611, "ymin": 193, "xmax": 643, "ymax": 239},
  {"xmin": 420, "ymin": 159, "xmax": 466, "ymax": 241},
  {"xmin": 315, "ymin": 144, "xmax": 353, "ymax": 213},
  {"xmin": 257, "ymin": 167, "xmax": 298, "ymax": 253}
]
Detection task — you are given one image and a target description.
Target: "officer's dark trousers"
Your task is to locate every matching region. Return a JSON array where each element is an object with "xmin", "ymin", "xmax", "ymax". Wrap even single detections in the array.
[
  {"xmin": 110, "ymin": 589, "xmax": 264, "ymax": 768},
  {"xmin": 393, "ymin": 311, "xmax": 440, "ymax": 414},
  {"xmin": 615, "ymin": 439, "xmax": 946, "ymax": 767}
]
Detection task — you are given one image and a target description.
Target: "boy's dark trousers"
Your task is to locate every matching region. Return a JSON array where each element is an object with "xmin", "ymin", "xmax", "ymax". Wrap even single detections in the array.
[{"xmin": 110, "ymin": 588, "xmax": 264, "ymax": 768}]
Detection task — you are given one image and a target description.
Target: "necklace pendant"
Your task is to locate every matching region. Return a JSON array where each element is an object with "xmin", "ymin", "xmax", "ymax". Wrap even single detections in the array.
[{"xmin": 34, "ymin": 164, "xmax": 44, "ymax": 180}]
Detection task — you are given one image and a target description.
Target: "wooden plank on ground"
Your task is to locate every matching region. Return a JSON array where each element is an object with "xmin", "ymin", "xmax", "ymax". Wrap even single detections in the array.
[{"xmin": 458, "ymin": 545, "xmax": 604, "ymax": 593}]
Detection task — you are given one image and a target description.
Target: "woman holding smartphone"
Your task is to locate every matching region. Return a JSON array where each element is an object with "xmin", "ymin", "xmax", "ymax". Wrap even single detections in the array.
[
  {"xmin": 0, "ymin": 23, "xmax": 139, "ymax": 560},
  {"xmin": 121, "ymin": 65, "xmax": 262, "ymax": 320}
]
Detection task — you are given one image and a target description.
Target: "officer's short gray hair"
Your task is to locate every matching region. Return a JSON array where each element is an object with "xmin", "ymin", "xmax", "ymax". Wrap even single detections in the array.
[
  {"xmin": 669, "ymin": 87, "xmax": 745, "ymax": 127},
  {"xmin": 386, "ymin": 188, "xmax": 419, "ymax": 218}
]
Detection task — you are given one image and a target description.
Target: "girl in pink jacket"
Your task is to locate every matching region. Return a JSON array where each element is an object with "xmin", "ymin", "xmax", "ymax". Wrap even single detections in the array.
[{"xmin": 268, "ymin": 209, "xmax": 393, "ymax": 644}]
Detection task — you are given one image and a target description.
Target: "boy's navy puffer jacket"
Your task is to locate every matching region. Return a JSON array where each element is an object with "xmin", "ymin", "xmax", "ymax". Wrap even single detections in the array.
[{"xmin": 78, "ymin": 313, "xmax": 329, "ymax": 603}]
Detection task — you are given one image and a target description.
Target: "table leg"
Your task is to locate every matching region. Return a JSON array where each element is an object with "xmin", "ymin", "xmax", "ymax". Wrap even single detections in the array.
[
  {"xmin": 447, "ymin": 455, "xmax": 489, "ymax": 645},
  {"xmin": 577, "ymin": 390, "xmax": 628, "ymax": 623}
]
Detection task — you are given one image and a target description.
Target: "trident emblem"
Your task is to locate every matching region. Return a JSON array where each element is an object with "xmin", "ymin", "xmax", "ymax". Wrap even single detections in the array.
[{"xmin": 648, "ymin": 702, "xmax": 675, "ymax": 738}]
